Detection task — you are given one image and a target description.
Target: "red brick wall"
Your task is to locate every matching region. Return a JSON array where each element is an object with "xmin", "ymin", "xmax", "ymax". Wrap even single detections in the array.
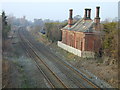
[
  {"xmin": 62, "ymin": 30, "xmax": 85, "ymax": 51},
  {"xmin": 62, "ymin": 30, "xmax": 101, "ymax": 52},
  {"xmin": 75, "ymin": 32, "xmax": 85, "ymax": 50},
  {"xmin": 84, "ymin": 33, "xmax": 101, "ymax": 52}
]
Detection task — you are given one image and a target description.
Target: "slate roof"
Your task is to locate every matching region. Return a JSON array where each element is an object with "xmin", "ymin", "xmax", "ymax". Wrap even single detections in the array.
[{"xmin": 62, "ymin": 18, "xmax": 96, "ymax": 33}]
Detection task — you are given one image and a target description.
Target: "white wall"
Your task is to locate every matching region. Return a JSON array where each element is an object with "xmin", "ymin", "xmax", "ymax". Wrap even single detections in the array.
[
  {"xmin": 58, "ymin": 41, "xmax": 81, "ymax": 57},
  {"xmin": 58, "ymin": 41, "xmax": 95, "ymax": 58}
]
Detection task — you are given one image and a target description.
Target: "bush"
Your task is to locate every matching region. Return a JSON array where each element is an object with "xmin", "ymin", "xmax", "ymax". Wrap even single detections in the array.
[
  {"xmin": 102, "ymin": 22, "xmax": 118, "ymax": 59},
  {"xmin": 45, "ymin": 22, "xmax": 66, "ymax": 42}
]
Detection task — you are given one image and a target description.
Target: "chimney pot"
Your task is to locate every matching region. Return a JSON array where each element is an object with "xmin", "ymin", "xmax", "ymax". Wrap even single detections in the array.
[
  {"xmin": 84, "ymin": 8, "xmax": 91, "ymax": 20},
  {"xmin": 88, "ymin": 9, "xmax": 91, "ymax": 19},
  {"xmin": 96, "ymin": 6, "xmax": 100, "ymax": 18},
  {"xmin": 68, "ymin": 9, "xmax": 73, "ymax": 28},
  {"xmin": 84, "ymin": 9, "xmax": 88, "ymax": 19},
  {"xmin": 69, "ymin": 9, "xmax": 73, "ymax": 19}
]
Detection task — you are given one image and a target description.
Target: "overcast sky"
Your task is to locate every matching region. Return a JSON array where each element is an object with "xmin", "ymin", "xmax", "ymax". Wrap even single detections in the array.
[{"xmin": 1, "ymin": 1, "xmax": 118, "ymax": 21}]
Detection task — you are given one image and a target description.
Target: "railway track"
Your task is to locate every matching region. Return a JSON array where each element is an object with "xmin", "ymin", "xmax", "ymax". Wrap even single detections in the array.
[
  {"xmin": 18, "ymin": 28, "xmax": 101, "ymax": 88},
  {"xmin": 18, "ymin": 29, "xmax": 69, "ymax": 88}
]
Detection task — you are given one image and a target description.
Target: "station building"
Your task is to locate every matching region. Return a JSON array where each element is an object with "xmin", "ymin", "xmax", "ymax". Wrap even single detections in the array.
[{"xmin": 58, "ymin": 6, "xmax": 102, "ymax": 58}]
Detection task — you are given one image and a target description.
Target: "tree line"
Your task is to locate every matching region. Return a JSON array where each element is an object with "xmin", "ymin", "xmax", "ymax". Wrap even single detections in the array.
[
  {"xmin": 102, "ymin": 22, "xmax": 118, "ymax": 60},
  {"xmin": 2, "ymin": 11, "xmax": 11, "ymax": 51},
  {"xmin": 44, "ymin": 22, "xmax": 67, "ymax": 42}
]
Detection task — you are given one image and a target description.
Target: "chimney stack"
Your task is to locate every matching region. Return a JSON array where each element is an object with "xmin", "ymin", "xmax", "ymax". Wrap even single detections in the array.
[
  {"xmin": 94, "ymin": 6, "xmax": 100, "ymax": 23},
  {"xmin": 84, "ymin": 8, "xmax": 91, "ymax": 20},
  {"xmin": 94, "ymin": 6, "xmax": 101, "ymax": 31},
  {"xmin": 68, "ymin": 9, "xmax": 73, "ymax": 28}
]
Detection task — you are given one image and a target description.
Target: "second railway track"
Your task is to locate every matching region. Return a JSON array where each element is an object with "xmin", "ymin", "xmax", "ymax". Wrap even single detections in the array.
[{"xmin": 18, "ymin": 29, "xmax": 69, "ymax": 88}]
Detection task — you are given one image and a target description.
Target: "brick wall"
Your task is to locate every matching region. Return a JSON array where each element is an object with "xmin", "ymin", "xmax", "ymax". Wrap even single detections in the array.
[
  {"xmin": 75, "ymin": 32, "xmax": 85, "ymax": 50},
  {"xmin": 62, "ymin": 30, "xmax": 85, "ymax": 51},
  {"xmin": 84, "ymin": 33, "xmax": 101, "ymax": 52},
  {"xmin": 62, "ymin": 30, "xmax": 101, "ymax": 52}
]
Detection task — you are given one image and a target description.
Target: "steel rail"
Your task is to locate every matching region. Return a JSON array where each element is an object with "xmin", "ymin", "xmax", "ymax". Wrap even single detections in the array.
[
  {"xmin": 18, "ymin": 29, "xmax": 69, "ymax": 89},
  {"xmin": 18, "ymin": 30, "xmax": 55, "ymax": 88},
  {"xmin": 21, "ymin": 34, "xmax": 84, "ymax": 88}
]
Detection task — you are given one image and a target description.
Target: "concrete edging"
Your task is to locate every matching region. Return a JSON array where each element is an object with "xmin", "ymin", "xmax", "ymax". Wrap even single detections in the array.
[{"xmin": 58, "ymin": 41, "xmax": 95, "ymax": 58}]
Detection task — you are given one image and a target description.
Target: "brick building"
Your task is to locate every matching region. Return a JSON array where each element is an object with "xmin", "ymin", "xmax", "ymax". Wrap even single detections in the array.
[{"xmin": 58, "ymin": 6, "xmax": 102, "ymax": 58}]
